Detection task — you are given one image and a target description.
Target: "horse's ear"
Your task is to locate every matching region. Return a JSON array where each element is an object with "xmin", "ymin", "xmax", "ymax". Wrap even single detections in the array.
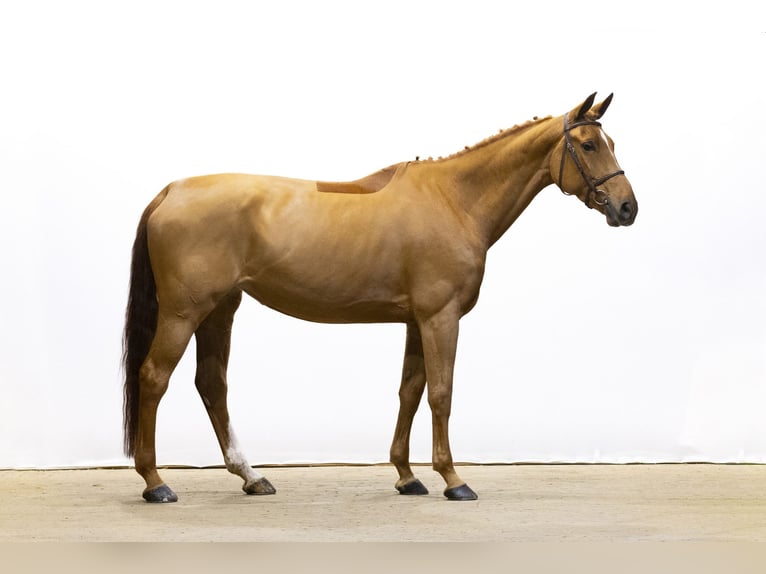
[
  {"xmin": 574, "ymin": 92, "xmax": 598, "ymax": 120},
  {"xmin": 591, "ymin": 93, "xmax": 614, "ymax": 120}
]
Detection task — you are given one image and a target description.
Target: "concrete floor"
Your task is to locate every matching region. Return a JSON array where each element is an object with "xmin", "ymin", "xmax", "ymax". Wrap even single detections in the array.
[{"xmin": 2, "ymin": 464, "xmax": 766, "ymax": 542}]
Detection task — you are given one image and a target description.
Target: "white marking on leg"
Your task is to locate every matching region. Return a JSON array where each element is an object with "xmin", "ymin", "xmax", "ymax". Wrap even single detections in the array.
[{"xmin": 224, "ymin": 424, "xmax": 264, "ymax": 484}]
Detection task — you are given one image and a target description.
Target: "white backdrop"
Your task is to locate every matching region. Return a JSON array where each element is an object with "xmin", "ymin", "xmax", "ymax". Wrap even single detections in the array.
[{"xmin": 1, "ymin": 2, "xmax": 764, "ymax": 468}]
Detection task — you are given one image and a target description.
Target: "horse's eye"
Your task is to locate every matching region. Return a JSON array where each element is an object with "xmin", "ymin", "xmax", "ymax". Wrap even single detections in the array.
[{"xmin": 582, "ymin": 141, "xmax": 596, "ymax": 152}]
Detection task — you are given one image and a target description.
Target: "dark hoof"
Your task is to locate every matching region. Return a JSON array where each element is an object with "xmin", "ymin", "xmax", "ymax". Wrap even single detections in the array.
[
  {"xmin": 142, "ymin": 484, "xmax": 178, "ymax": 503},
  {"xmin": 396, "ymin": 478, "xmax": 429, "ymax": 495},
  {"xmin": 444, "ymin": 484, "xmax": 478, "ymax": 501},
  {"xmin": 244, "ymin": 477, "xmax": 276, "ymax": 495}
]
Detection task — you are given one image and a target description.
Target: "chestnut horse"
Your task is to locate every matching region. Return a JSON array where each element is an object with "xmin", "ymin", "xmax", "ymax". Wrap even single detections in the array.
[{"xmin": 123, "ymin": 93, "xmax": 637, "ymax": 502}]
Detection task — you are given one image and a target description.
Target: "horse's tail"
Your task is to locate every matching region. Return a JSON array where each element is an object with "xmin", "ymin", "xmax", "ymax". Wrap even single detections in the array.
[{"xmin": 122, "ymin": 186, "xmax": 170, "ymax": 458}]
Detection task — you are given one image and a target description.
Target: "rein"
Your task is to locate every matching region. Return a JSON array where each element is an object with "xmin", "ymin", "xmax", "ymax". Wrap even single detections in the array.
[{"xmin": 558, "ymin": 113, "xmax": 625, "ymax": 209}]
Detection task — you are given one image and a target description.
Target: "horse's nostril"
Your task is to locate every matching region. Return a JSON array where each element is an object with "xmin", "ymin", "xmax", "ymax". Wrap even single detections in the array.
[{"xmin": 620, "ymin": 201, "xmax": 633, "ymax": 221}]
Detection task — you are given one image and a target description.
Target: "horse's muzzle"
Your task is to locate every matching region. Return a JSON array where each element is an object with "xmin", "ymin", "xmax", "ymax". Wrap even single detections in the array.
[{"xmin": 606, "ymin": 197, "xmax": 637, "ymax": 227}]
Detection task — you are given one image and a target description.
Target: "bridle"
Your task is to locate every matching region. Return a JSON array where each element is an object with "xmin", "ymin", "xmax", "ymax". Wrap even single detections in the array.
[{"xmin": 558, "ymin": 112, "xmax": 625, "ymax": 209}]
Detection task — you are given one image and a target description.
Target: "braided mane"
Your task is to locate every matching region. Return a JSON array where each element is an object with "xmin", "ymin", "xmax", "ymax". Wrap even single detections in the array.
[{"xmin": 418, "ymin": 115, "xmax": 552, "ymax": 163}]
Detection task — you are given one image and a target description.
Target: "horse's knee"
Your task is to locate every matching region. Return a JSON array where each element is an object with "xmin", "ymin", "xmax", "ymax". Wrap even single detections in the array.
[{"xmin": 427, "ymin": 388, "xmax": 452, "ymax": 417}]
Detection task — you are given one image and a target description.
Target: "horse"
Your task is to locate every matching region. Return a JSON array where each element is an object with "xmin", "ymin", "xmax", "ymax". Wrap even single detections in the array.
[{"xmin": 122, "ymin": 92, "xmax": 637, "ymax": 503}]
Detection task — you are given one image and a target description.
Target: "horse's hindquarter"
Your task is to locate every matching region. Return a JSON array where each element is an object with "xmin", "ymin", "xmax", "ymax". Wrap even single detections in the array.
[{"xmin": 149, "ymin": 172, "xmax": 486, "ymax": 324}]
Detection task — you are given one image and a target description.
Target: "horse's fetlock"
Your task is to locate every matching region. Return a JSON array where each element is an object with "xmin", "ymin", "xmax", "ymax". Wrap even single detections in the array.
[{"xmin": 390, "ymin": 448, "xmax": 408, "ymax": 467}]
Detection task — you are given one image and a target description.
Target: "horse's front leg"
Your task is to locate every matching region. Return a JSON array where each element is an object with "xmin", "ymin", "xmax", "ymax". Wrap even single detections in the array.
[
  {"xmin": 389, "ymin": 322, "xmax": 429, "ymax": 495},
  {"xmin": 418, "ymin": 306, "xmax": 478, "ymax": 501}
]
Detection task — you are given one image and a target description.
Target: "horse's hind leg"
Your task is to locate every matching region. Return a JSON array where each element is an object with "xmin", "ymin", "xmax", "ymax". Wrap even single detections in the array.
[
  {"xmin": 135, "ymin": 312, "xmax": 201, "ymax": 503},
  {"xmin": 194, "ymin": 290, "xmax": 275, "ymax": 496},
  {"xmin": 389, "ymin": 323, "xmax": 429, "ymax": 495}
]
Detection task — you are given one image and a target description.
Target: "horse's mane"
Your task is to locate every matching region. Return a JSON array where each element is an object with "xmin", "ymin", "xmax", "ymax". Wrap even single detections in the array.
[
  {"xmin": 418, "ymin": 115, "xmax": 552, "ymax": 163},
  {"xmin": 316, "ymin": 116, "xmax": 553, "ymax": 194}
]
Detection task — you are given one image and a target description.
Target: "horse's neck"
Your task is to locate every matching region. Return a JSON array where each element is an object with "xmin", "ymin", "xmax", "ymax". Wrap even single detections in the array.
[{"xmin": 430, "ymin": 117, "xmax": 561, "ymax": 247}]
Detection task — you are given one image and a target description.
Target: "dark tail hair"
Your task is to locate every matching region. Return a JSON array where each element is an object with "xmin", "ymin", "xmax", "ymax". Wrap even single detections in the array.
[{"xmin": 122, "ymin": 186, "xmax": 170, "ymax": 458}]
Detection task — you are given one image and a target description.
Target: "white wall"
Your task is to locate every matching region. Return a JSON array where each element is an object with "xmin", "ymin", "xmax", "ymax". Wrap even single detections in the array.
[{"xmin": 1, "ymin": 2, "xmax": 764, "ymax": 468}]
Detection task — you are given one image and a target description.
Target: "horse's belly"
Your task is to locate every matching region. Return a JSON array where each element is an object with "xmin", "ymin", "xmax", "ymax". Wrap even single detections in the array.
[
  {"xmin": 241, "ymin": 275, "xmax": 411, "ymax": 324},
  {"xmin": 241, "ymin": 195, "xmax": 414, "ymax": 322}
]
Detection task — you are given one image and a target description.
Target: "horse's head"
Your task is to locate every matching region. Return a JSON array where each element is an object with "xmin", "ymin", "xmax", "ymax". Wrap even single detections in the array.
[{"xmin": 550, "ymin": 93, "xmax": 637, "ymax": 227}]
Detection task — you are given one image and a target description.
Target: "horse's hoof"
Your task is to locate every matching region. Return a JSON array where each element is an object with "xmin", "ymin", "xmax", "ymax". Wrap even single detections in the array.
[
  {"xmin": 142, "ymin": 484, "xmax": 178, "ymax": 503},
  {"xmin": 444, "ymin": 484, "xmax": 478, "ymax": 501},
  {"xmin": 396, "ymin": 478, "xmax": 429, "ymax": 495},
  {"xmin": 244, "ymin": 477, "xmax": 276, "ymax": 495}
]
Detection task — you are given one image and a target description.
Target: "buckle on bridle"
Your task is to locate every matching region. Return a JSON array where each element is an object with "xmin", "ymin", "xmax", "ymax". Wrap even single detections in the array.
[{"xmin": 589, "ymin": 188, "xmax": 609, "ymax": 208}]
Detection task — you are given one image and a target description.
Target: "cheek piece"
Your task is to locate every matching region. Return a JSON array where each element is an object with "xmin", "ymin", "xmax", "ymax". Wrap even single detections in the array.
[{"xmin": 557, "ymin": 112, "xmax": 625, "ymax": 209}]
